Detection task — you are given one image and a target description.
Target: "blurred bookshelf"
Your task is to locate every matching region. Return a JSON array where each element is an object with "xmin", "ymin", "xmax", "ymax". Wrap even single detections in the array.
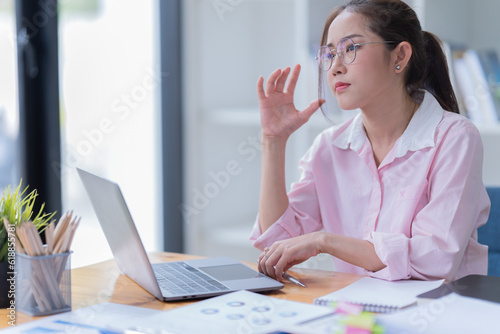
[{"xmin": 421, "ymin": 0, "xmax": 500, "ymax": 187}]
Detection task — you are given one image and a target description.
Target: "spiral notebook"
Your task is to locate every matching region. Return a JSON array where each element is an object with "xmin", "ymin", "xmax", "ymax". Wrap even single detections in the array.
[{"xmin": 314, "ymin": 277, "xmax": 444, "ymax": 313}]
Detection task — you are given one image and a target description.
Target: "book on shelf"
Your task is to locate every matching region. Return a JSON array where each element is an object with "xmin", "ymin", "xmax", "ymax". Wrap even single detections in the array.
[
  {"xmin": 314, "ymin": 276, "xmax": 444, "ymax": 313},
  {"xmin": 463, "ymin": 49, "xmax": 499, "ymax": 123},
  {"xmin": 443, "ymin": 41, "xmax": 500, "ymax": 124},
  {"xmin": 476, "ymin": 49, "xmax": 500, "ymax": 117}
]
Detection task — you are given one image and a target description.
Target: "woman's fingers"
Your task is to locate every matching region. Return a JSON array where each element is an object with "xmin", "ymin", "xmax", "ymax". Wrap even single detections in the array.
[
  {"xmin": 265, "ymin": 68, "xmax": 282, "ymax": 95},
  {"xmin": 258, "ymin": 248, "xmax": 267, "ymax": 274},
  {"xmin": 300, "ymin": 99, "xmax": 325, "ymax": 122},
  {"xmin": 258, "ymin": 246, "xmax": 276, "ymax": 278},
  {"xmin": 275, "ymin": 67, "xmax": 291, "ymax": 93},
  {"xmin": 264, "ymin": 252, "xmax": 277, "ymax": 279},
  {"xmin": 256, "ymin": 76, "xmax": 266, "ymax": 100},
  {"xmin": 285, "ymin": 64, "xmax": 301, "ymax": 94},
  {"xmin": 274, "ymin": 257, "xmax": 293, "ymax": 282},
  {"xmin": 264, "ymin": 247, "xmax": 286, "ymax": 281},
  {"xmin": 257, "ymin": 65, "xmax": 301, "ymax": 105},
  {"xmin": 257, "ymin": 253, "xmax": 265, "ymax": 275}
]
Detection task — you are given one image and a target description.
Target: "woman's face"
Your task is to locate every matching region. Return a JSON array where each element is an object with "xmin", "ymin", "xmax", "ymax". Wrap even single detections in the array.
[{"xmin": 326, "ymin": 10, "xmax": 397, "ymax": 111}]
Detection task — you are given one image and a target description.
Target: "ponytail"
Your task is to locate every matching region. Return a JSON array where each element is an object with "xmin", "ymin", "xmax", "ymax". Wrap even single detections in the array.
[{"xmin": 421, "ymin": 31, "xmax": 459, "ymax": 114}]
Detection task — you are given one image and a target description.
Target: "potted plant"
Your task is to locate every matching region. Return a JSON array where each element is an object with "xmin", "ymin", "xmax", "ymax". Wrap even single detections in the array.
[{"xmin": 0, "ymin": 181, "xmax": 56, "ymax": 308}]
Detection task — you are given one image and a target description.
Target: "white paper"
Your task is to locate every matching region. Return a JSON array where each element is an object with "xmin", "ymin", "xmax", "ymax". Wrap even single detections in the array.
[
  {"xmin": 377, "ymin": 292, "xmax": 500, "ymax": 333},
  {"xmin": 144, "ymin": 290, "xmax": 334, "ymax": 334},
  {"xmin": 5, "ymin": 291, "xmax": 334, "ymax": 334},
  {"xmin": 4, "ymin": 303, "xmax": 166, "ymax": 334}
]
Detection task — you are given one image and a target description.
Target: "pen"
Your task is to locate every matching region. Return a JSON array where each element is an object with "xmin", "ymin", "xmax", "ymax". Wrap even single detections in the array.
[{"xmin": 282, "ymin": 272, "xmax": 307, "ymax": 288}]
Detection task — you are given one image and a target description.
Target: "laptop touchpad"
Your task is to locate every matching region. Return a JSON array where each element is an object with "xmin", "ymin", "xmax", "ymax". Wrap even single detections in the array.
[{"xmin": 200, "ymin": 264, "xmax": 263, "ymax": 281}]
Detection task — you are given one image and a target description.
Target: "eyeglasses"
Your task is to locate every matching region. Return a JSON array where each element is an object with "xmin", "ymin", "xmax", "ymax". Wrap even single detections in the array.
[{"xmin": 315, "ymin": 38, "xmax": 397, "ymax": 70}]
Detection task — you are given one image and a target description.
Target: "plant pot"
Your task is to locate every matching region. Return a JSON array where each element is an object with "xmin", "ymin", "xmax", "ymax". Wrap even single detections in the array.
[{"xmin": 0, "ymin": 261, "xmax": 13, "ymax": 308}]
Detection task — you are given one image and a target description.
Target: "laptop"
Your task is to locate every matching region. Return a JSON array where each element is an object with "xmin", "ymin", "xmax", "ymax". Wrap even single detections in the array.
[{"xmin": 76, "ymin": 168, "xmax": 283, "ymax": 301}]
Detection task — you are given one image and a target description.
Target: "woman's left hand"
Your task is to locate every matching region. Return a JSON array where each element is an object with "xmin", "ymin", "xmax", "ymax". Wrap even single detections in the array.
[{"xmin": 258, "ymin": 232, "xmax": 325, "ymax": 281}]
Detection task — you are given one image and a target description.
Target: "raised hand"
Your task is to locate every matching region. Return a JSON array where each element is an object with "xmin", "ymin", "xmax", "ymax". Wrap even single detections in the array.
[{"xmin": 257, "ymin": 64, "xmax": 324, "ymax": 141}]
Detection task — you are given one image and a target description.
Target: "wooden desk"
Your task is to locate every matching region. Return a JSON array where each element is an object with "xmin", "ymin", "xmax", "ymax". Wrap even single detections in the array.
[{"xmin": 1, "ymin": 252, "xmax": 364, "ymax": 328}]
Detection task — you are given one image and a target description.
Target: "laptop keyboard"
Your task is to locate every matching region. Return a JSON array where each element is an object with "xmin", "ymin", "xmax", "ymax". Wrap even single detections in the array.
[{"xmin": 153, "ymin": 262, "xmax": 230, "ymax": 296}]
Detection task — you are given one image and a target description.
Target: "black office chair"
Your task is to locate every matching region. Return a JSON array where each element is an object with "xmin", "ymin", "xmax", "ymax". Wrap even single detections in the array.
[{"xmin": 478, "ymin": 187, "xmax": 500, "ymax": 277}]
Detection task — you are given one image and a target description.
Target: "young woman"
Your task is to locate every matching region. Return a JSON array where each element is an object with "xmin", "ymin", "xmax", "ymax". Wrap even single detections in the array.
[{"xmin": 251, "ymin": 0, "xmax": 489, "ymax": 282}]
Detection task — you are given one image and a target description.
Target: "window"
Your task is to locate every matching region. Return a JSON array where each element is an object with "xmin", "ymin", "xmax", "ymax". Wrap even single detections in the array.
[
  {"xmin": 0, "ymin": 0, "xmax": 19, "ymax": 191},
  {"xmin": 59, "ymin": 0, "xmax": 161, "ymax": 267}
]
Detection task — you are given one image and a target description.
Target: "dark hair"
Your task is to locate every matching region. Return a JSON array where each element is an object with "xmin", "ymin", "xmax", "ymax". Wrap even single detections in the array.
[{"xmin": 319, "ymin": 0, "xmax": 459, "ymax": 114}]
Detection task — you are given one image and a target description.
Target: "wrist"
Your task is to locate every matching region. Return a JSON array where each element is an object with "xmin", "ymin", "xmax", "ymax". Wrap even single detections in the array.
[
  {"xmin": 316, "ymin": 231, "xmax": 334, "ymax": 255},
  {"xmin": 261, "ymin": 135, "xmax": 288, "ymax": 150}
]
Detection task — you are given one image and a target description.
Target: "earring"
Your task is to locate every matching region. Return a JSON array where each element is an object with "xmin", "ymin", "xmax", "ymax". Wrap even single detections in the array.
[{"xmin": 396, "ymin": 65, "xmax": 401, "ymax": 70}]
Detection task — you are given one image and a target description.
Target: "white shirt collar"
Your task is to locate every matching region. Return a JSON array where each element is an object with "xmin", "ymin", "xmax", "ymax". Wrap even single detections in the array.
[{"xmin": 332, "ymin": 91, "xmax": 444, "ymax": 157}]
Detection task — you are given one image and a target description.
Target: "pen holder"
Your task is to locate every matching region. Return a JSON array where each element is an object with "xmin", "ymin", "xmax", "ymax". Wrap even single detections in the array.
[{"xmin": 15, "ymin": 252, "xmax": 72, "ymax": 316}]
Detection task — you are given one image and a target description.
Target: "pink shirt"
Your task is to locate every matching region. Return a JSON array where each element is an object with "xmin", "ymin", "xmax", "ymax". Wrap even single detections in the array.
[{"xmin": 251, "ymin": 91, "xmax": 489, "ymax": 281}]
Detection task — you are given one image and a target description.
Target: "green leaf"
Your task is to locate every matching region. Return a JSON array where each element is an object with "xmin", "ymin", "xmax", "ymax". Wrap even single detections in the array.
[
  {"xmin": 0, "ymin": 180, "xmax": 57, "ymax": 262},
  {"xmin": 0, "ymin": 241, "xmax": 8, "ymax": 263}
]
